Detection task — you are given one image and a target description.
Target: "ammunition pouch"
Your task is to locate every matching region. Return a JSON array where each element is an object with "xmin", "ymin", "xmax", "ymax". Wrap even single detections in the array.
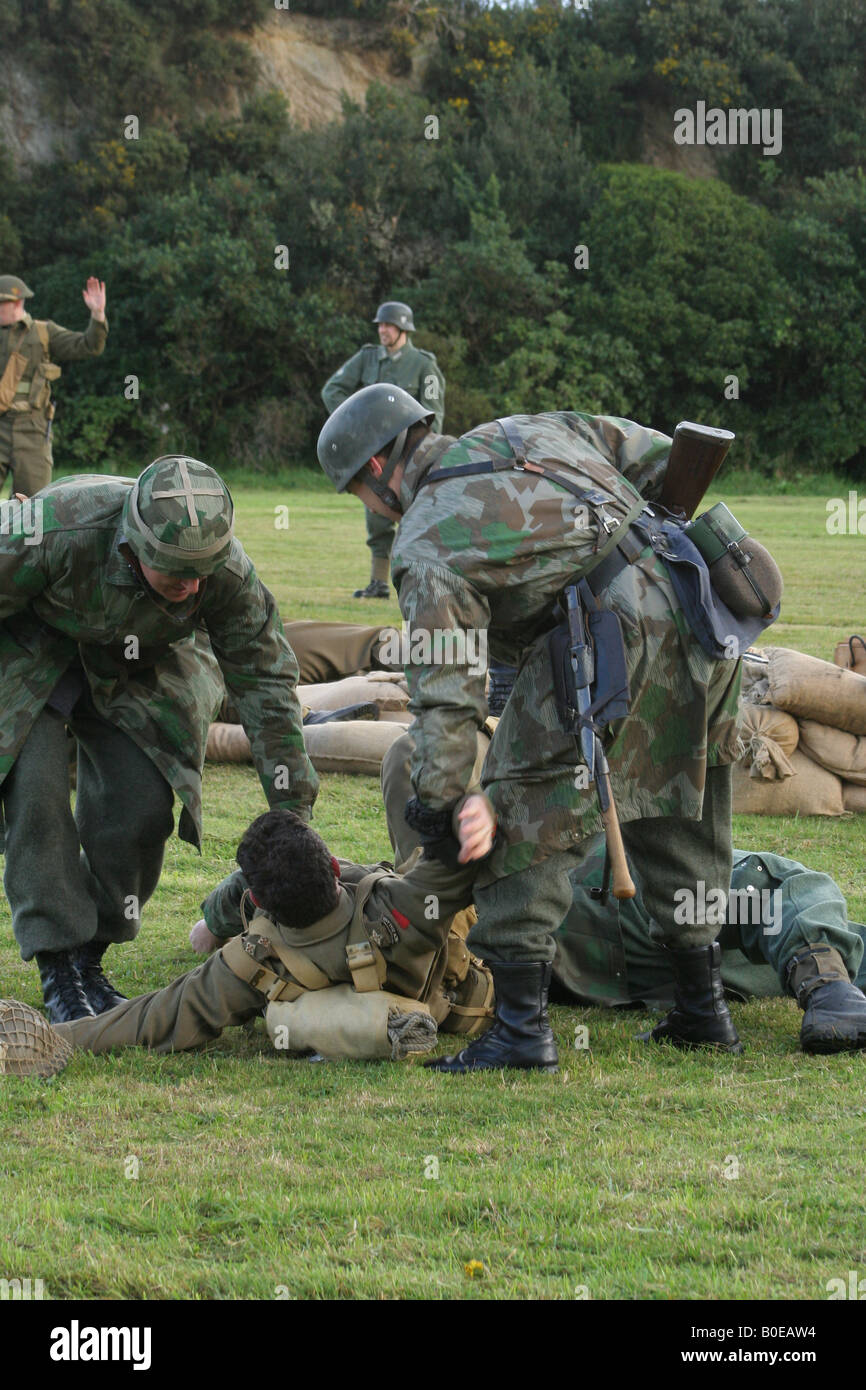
[
  {"xmin": 0, "ymin": 351, "xmax": 28, "ymax": 413},
  {"xmin": 265, "ymin": 984, "xmax": 438, "ymax": 1060},
  {"xmin": 440, "ymin": 953, "xmax": 495, "ymax": 1036}
]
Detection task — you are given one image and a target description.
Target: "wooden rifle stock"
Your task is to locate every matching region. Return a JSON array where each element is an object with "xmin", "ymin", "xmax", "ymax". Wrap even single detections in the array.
[{"xmin": 657, "ymin": 421, "xmax": 736, "ymax": 520}]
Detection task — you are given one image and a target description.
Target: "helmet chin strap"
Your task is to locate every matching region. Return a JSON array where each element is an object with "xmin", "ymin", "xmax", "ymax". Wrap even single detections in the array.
[{"xmin": 365, "ymin": 427, "xmax": 408, "ymax": 512}]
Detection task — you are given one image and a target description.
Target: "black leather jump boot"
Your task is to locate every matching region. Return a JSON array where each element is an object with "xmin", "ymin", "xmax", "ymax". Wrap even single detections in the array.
[
  {"xmin": 639, "ymin": 941, "xmax": 743, "ymax": 1053},
  {"xmin": 786, "ymin": 943, "xmax": 866, "ymax": 1054},
  {"xmin": 425, "ymin": 961, "xmax": 559, "ymax": 1073},
  {"xmin": 35, "ymin": 949, "xmax": 95, "ymax": 1024},
  {"xmin": 76, "ymin": 940, "xmax": 128, "ymax": 1015}
]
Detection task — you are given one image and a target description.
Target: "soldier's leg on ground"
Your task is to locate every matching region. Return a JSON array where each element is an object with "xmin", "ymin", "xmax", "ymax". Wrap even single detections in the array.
[
  {"xmin": 1, "ymin": 708, "xmax": 101, "ymax": 1020},
  {"xmin": 621, "ymin": 762, "xmax": 742, "ymax": 1051},
  {"xmin": 10, "ymin": 414, "xmax": 52, "ymax": 497},
  {"xmin": 354, "ymin": 508, "xmax": 394, "ymax": 598},
  {"xmin": 69, "ymin": 690, "xmax": 174, "ymax": 1012},
  {"xmin": 283, "ymin": 620, "xmax": 401, "ymax": 683},
  {"xmin": 54, "ymin": 950, "xmax": 266, "ymax": 1054},
  {"xmin": 732, "ymin": 860, "xmax": 866, "ymax": 1052}
]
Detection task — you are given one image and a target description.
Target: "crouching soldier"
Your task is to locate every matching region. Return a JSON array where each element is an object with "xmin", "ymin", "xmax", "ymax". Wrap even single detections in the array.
[{"xmin": 1, "ymin": 804, "xmax": 495, "ymax": 1074}]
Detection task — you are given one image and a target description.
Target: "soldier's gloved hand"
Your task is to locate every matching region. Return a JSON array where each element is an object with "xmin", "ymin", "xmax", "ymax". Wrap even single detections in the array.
[
  {"xmin": 189, "ymin": 919, "xmax": 222, "ymax": 954},
  {"xmin": 456, "ymin": 793, "xmax": 497, "ymax": 864},
  {"xmin": 404, "ymin": 796, "xmax": 462, "ymax": 868}
]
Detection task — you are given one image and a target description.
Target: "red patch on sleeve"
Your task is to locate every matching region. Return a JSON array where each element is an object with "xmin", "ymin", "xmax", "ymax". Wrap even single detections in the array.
[{"xmin": 392, "ymin": 909, "xmax": 410, "ymax": 930}]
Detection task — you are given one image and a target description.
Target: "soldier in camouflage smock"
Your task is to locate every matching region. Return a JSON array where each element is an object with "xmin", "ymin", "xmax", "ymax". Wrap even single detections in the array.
[
  {"xmin": 0, "ymin": 456, "xmax": 317, "ymax": 1023},
  {"xmin": 318, "ymin": 385, "xmax": 744, "ymax": 1072},
  {"xmin": 321, "ymin": 302, "xmax": 445, "ymax": 599},
  {"xmin": 0, "ymin": 275, "xmax": 108, "ymax": 497}
]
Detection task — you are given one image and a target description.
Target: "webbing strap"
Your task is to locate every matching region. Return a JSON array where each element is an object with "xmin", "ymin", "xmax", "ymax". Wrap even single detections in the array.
[
  {"xmin": 345, "ymin": 870, "xmax": 391, "ymax": 991},
  {"xmin": 220, "ymin": 933, "xmax": 305, "ymax": 1003}
]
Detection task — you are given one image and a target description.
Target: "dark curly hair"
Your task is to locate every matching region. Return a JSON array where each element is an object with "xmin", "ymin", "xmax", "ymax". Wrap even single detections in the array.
[{"xmin": 236, "ymin": 810, "xmax": 339, "ymax": 930}]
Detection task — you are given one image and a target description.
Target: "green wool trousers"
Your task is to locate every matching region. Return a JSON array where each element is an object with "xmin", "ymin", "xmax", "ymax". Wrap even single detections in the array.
[
  {"xmin": 1, "ymin": 700, "xmax": 174, "ymax": 960},
  {"xmin": 0, "ymin": 411, "xmax": 53, "ymax": 497},
  {"xmin": 470, "ymin": 764, "xmax": 734, "ymax": 963},
  {"xmin": 55, "ymin": 951, "xmax": 265, "ymax": 1054}
]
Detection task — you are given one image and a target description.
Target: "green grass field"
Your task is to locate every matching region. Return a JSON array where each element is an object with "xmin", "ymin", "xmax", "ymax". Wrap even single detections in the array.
[{"xmin": 1, "ymin": 485, "xmax": 864, "ymax": 1301}]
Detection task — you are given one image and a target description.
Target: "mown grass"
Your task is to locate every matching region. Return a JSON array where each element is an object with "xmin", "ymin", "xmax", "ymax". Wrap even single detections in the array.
[{"xmin": 1, "ymin": 484, "xmax": 864, "ymax": 1301}]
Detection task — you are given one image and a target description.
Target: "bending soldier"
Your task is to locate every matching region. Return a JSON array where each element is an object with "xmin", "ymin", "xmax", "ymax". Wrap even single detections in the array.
[
  {"xmin": 316, "ymin": 386, "xmax": 780, "ymax": 1073},
  {"xmin": 0, "ymin": 457, "xmax": 317, "ymax": 1022}
]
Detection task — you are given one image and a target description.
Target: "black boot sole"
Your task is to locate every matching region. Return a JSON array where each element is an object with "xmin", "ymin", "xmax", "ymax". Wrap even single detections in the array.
[
  {"xmin": 638, "ymin": 1028, "xmax": 744, "ymax": 1055},
  {"xmin": 425, "ymin": 1057, "xmax": 559, "ymax": 1073},
  {"xmin": 802, "ymin": 1029, "xmax": 866, "ymax": 1055}
]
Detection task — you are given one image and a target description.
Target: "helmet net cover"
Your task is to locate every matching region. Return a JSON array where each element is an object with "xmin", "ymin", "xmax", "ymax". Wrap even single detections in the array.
[
  {"xmin": 0, "ymin": 1000, "xmax": 72, "ymax": 1077},
  {"xmin": 122, "ymin": 455, "xmax": 234, "ymax": 576}
]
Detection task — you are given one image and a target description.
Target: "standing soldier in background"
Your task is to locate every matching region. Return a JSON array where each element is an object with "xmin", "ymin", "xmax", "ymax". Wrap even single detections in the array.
[
  {"xmin": 321, "ymin": 301, "xmax": 444, "ymax": 599},
  {"xmin": 0, "ymin": 275, "xmax": 108, "ymax": 497}
]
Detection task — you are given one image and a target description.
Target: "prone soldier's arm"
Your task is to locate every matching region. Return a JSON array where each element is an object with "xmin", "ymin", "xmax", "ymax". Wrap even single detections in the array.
[
  {"xmin": 203, "ymin": 550, "xmax": 319, "ymax": 821},
  {"xmin": 321, "ymin": 349, "xmax": 365, "ymax": 414},
  {"xmin": 45, "ymin": 317, "xmax": 108, "ymax": 362},
  {"xmin": 201, "ymin": 869, "xmax": 249, "ymax": 939}
]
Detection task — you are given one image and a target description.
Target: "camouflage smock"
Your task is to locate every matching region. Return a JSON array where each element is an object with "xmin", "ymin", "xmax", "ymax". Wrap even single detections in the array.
[
  {"xmin": 0, "ymin": 476, "xmax": 318, "ymax": 847},
  {"xmin": 390, "ymin": 412, "xmax": 742, "ymax": 878}
]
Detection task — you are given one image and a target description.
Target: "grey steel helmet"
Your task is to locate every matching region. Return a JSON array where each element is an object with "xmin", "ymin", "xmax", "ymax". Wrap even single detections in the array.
[
  {"xmin": 372, "ymin": 301, "xmax": 415, "ymax": 333},
  {"xmin": 317, "ymin": 384, "xmax": 434, "ymax": 493},
  {"xmin": 121, "ymin": 455, "xmax": 234, "ymax": 577},
  {"xmin": 0, "ymin": 275, "xmax": 34, "ymax": 302}
]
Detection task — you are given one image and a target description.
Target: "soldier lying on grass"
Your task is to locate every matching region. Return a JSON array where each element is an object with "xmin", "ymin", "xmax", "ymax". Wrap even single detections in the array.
[{"xmin": 0, "ymin": 793, "xmax": 497, "ymax": 1076}]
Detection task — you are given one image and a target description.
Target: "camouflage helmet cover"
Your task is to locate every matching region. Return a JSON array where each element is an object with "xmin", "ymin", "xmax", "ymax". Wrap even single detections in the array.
[
  {"xmin": 0, "ymin": 275, "xmax": 34, "ymax": 302},
  {"xmin": 373, "ymin": 301, "xmax": 415, "ymax": 333},
  {"xmin": 317, "ymin": 384, "xmax": 434, "ymax": 492},
  {"xmin": 122, "ymin": 455, "xmax": 234, "ymax": 577}
]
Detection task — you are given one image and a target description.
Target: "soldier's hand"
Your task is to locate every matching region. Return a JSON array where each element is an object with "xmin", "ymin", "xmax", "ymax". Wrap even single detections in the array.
[
  {"xmin": 189, "ymin": 919, "xmax": 221, "ymax": 954},
  {"xmin": 82, "ymin": 277, "xmax": 106, "ymax": 320},
  {"xmin": 457, "ymin": 793, "xmax": 497, "ymax": 863}
]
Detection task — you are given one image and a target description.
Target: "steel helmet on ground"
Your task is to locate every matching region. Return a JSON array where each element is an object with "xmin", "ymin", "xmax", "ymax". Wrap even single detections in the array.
[
  {"xmin": 0, "ymin": 275, "xmax": 34, "ymax": 301},
  {"xmin": 372, "ymin": 301, "xmax": 415, "ymax": 333},
  {"xmin": 317, "ymin": 383, "xmax": 434, "ymax": 492},
  {"xmin": 121, "ymin": 455, "xmax": 234, "ymax": 577}
]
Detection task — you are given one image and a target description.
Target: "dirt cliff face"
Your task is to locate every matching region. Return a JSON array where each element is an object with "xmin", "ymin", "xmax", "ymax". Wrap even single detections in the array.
[
  {"xmin": 0, "ymin": 11, "xmax": 410, "ymax": 172},
  {"xmin": 238, "ymin": 11, "xmax": 411, "ymax": 126}
]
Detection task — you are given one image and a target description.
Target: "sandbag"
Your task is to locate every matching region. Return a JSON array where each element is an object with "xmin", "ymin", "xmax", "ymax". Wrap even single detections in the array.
[
  {"xmin": 265, "ymin": 984, "xmax": 437, "ymax": 1060},
  {"xmin": 756, "ymin": 647, "xmax": 866, "ymax": 735},
  {"xmin": 301, "ymin": 720, "xmax": 406, "ymax": 775},
  {"xmin": 736, "ymin": 704, "xmax": 799, "ymax": 780},
  {"xmin": 798, "ymin": 719, "xmax": 866, "ymax": 786},
  {"xmin": 206, "ymin": 719, "xmax": 407, "ymax": 775},
  {"xmin": 842, "ymin": 782, "xmax": 866, "ymax": 813},
  {"xmin": 206, "ymin": 722, "xmax": 251, "ymax": 763},
  {"xmin": 732, "ymin": 749, "xmax": 845, "ymax": 816},
  {"xmin": 834, "ymin": 636, "xmax": 866, "ymax": 677},
  {"xmin": 300, "ymin": 672, "xmax": 409, "ymax": 713}
]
